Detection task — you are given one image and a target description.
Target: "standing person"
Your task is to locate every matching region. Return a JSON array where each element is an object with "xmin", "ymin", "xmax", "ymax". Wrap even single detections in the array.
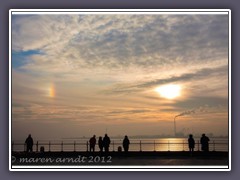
[
  {"xmin": 200, "ymin": 134, "xmax": 210, "ymax": 152},
  {"xmin": 98, "ymin": 136, "xmax": 103, "ymax": 152},
  {"xmin": 188, "ymin": 134, "xmax": 195, "ymax": 153},
  {"xmin": 123, "ymin": 135, "xmax": 130, "ymax": 153},
  {"xmin": 103, "ymin": 134, "xmax": 111, "ymax": 152},
  {"xmin": 25, "ymin": 134, "xmax": 33, "ymax": 153},
  {"xmin": 89, "ymin": 135, "xmax": 96, "ymax": 152}
]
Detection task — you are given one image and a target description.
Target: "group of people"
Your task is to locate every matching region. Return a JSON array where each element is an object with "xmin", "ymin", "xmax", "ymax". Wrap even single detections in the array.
[
  {"xmin": 24, "ymin": 133, "xmax": 210, "ymax": 153},
  {"xmin": 89, "ymin": 134, "xmax": 130, "ymax": 153},
  {"xmin": 188, "ymin": 133, "xmax": 210, "ymax": 152},
  {"xmin": 24, "ymin": 133, "xmax": 130, "ymax": 153},
  {"xmin": 89, "ymin": 134, "xmax": 111, "ymax": 152}
]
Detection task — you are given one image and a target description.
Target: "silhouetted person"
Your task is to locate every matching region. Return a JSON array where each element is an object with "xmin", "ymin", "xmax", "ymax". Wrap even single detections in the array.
[
  {"xmin": 123, "ymin": 135, "xmax": 130, "ymax": 153},
  {"xmin": 89, "ymin": 135, "xmax": 96, "ymax": 152},
  {"xmin": 98, "ymin": 136, "xmax": 103, "ymax": 152},
  {"xmin": 188, "ymin": 134, "xmax": 195, "ymax": 153},
  {"xmin": 25, "ymin": 134, "xmax": 33, "ymax": 153},
  {"xmin": 103, "ymin": 134, "xmax": 111, "ymax": 152},
  {"xmin": 200, "ymin": 134, "xmax": 210, "ymax": 152}
]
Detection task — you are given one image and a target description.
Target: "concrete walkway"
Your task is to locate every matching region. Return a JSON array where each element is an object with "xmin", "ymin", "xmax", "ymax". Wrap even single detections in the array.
[{"xmin": 12, "ymin": 151, "xmax": 228, "ymax": 166}]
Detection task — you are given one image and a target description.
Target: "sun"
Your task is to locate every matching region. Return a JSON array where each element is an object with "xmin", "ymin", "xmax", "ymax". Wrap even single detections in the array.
[{"xmin": 155, "ymin": 84, "xmax": 181, "ymax": 99}]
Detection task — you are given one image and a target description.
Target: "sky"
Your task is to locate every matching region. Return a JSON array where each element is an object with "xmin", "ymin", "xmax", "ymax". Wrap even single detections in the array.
[{"xmin": 11, "ymin": 12, "xmax": 229, "ymax": 140}]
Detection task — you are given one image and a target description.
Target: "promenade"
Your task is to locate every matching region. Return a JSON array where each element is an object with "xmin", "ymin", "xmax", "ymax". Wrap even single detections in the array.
[{"xmin": 11, "ymin": 151, "xmax": 228, "ymax": 166}]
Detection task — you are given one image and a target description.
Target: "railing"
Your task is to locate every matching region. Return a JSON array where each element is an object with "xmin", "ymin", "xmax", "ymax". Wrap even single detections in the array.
[{"xmin": 12, "ymin": 140, "xmax": 228, "ymax": 152}]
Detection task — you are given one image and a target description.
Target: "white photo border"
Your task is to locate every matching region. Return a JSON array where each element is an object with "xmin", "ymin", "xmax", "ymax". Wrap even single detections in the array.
[{"xmin": 9, "ymin": 9, "xmax": 231, "ymax": 171}]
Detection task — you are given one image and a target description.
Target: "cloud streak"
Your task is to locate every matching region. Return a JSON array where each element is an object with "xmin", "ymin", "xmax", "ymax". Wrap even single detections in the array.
[
  {"xmin": 138, "ymin": 65, "xmax": 228, "ymax": 88},
  {"xmin": 105, "ymin": 65, "xmax": 228, "ymax": 94}
]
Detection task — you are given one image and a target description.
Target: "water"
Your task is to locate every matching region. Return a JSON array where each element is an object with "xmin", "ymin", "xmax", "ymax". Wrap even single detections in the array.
[{"xmin": 12, "ymin": 137, "xmax": 228, "ymax": 152}]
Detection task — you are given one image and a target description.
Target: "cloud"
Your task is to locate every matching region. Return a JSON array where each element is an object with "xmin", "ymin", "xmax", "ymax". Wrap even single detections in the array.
[
  {"xmin": 174, "ymin": 96, "xmax": 228, "ymax": 110},
  {"xmin": 65, "ymin": 15, "xmax": 228, "ymax": 70},
  {"xmin": 137, "ymin": 65, "xmax": 228, "ymax": 88},
  {"xmin": 105, "ymin": 65, "xmax": 228, "ymax": 94},
  {"xmin": 12, "ymin": 14, "xmax": 229, "ymax": 74}
]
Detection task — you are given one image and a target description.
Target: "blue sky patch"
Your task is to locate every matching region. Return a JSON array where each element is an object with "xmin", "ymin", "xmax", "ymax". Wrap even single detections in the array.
[{"xmin": 12, "ymin": 49, "xmax": 43, "ymax": 68}]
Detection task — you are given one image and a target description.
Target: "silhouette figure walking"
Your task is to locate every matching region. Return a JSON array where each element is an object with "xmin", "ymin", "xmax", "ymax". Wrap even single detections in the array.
[
  {"xmin": 123, "ymin": 135, "xmax": 130, "ymax": 153},
  {"xmin": 200, "ymin": 134, "xmax": 210, "ymax": 152},
  {"xmin": 25, "ymin": 134, "xmax": 33, "ymax": 153},
  {"xmin": 188, "ymin": 134, "xmax": 195, "ymax": 153},
  {"xmin": 98, "ymin": 136, "xmax": 103, "ymax": 152},
  {"xmin": 89, "ymin": 135, "xmax": 96, "ymax": 152},
  {"xmin": 103, "ymin": 134, "xmax": 111, "ymax": 152}
]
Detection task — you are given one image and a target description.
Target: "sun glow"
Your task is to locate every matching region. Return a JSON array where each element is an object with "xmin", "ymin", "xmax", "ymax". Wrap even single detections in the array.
[
  {"xmin": 155, "ymin": 84, "xmax": 181, "ymax": 99},
  {"xmin": 49, "ymin": 84, "xmax": 55, "ymax": 98}
]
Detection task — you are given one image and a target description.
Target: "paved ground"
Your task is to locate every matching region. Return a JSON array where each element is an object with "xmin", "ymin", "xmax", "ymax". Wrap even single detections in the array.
[
  {"xmin": 109, "ymin": 157, "xmax": 228, "ymax": 165},
  {"xmin": 11, "ymin": 151, "xmax": 229, "ymax": 167}
]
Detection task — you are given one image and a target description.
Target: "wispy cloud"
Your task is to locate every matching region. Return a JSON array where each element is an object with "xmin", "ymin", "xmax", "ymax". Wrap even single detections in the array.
[
  {"xmin": 104, "ymin": 65, "xmax": 228, "ymax": 94},
  {"xmin": 12, "ymin": 15, "xmax": 228, "ymax": 73}
]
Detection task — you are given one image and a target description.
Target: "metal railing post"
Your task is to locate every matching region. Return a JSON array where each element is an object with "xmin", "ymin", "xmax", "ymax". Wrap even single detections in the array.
[
  {"xmin": 86, "ymin": 141, "xmax": 89, "ymax": 152},
  {"xmin": 49, "ymin": 141, "xmax": 51, "ymax": 152},
  {"xmin": 198, "ymin": 140, "xmax": 200, "ymax": 151},
  {"xmin": 74, "ymin": 141, "xmax": 76, "ymax": 152},
  {"xmin": 36, "ymin": 141, "xmax": 39, "ymax": 152},
  {"xmin": 140, "ymin": 140, "xmax": 142, "ymax": 152},
  {"xmin": 154, "ymin": 140, "xmax": 156, "ymax": 152},
  {"xmin": 183, "ymin": 140, "xmax": 184, "ymax": 151},
  {"xmin": 113, "ymin": 140, "xmax": 115, "ymax": 152},
  {"xmin": 213, "ymin": 140, "xmax": 215, "ymax": 151},
  {"xmin": 168, "ymin": 140, "xmax": 170, "ymax": 151}
]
